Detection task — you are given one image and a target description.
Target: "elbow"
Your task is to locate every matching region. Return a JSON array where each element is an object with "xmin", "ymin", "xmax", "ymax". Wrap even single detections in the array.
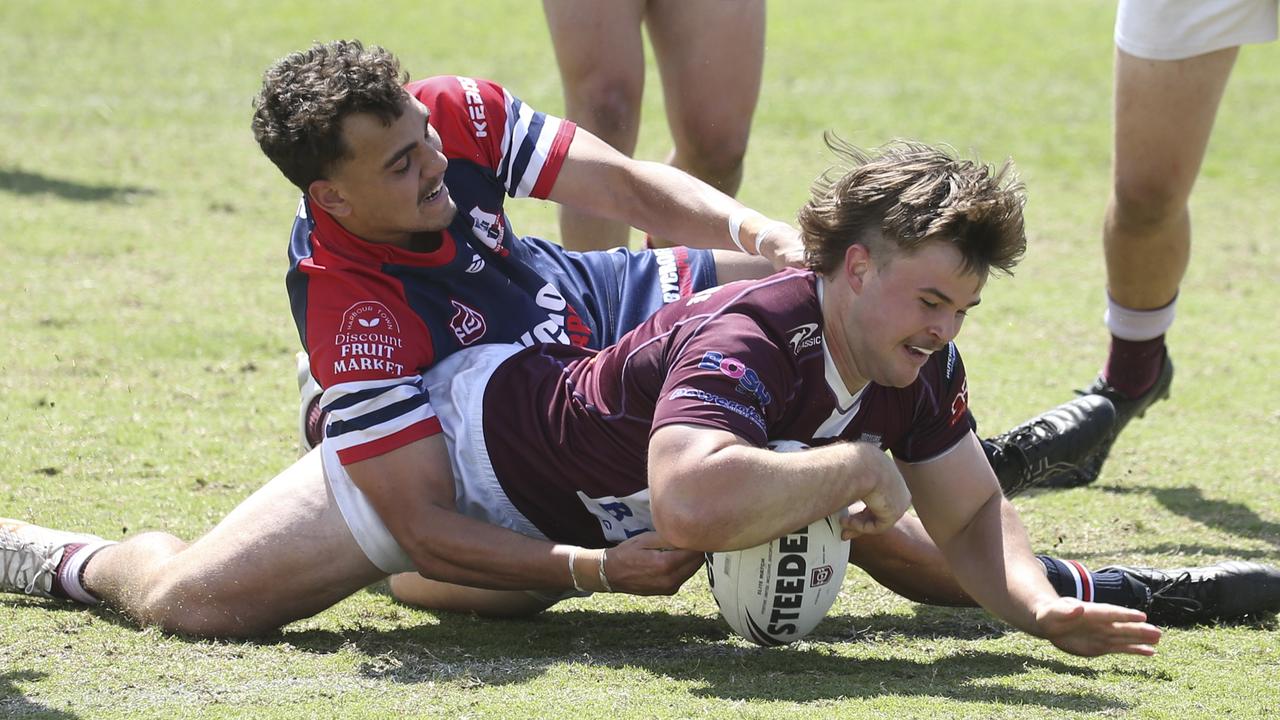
[
  {"xmin": 396, "ymin": 527, "xmax": 456, "ymax": 582},
  {"xmin": 651, "ymin": 495, "xmax": 717, "ymax": 551}
]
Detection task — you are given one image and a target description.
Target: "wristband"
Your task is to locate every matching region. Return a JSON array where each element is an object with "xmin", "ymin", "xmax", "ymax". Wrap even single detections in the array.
[
  {"xmin": 568, "ymin": 546, "xmax": 586, "ymax": 592},
  {"xmin": 597, "ymin": 548, "xmax": 613, "ymax": 593},
  {"xmin": 727, "ymin": 207, "xmax": 754, "ymax": 255}
]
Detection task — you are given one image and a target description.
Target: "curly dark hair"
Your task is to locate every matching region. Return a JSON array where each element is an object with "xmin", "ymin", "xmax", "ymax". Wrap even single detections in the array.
[
  {"xmin": 798, "ymin": 135, "xmax": 1027, "ymax": 278},
  {"xmin": 251, "ymin": 40, "xmax": 410, "ymax": 191}
]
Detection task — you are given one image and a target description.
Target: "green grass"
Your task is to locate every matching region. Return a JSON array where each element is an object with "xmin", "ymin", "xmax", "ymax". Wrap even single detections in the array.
[{"xmin": 2, "ymin": 1, "xmax": 1278, "ymax": 717}]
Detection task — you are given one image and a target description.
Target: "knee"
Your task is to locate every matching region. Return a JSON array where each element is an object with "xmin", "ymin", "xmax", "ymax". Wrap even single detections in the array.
[
  {"xmin": 568, "ymin": 80, "xmax": 641, "ymax": 142},
  {"xmin": 672, "ymin": 127, "xmax": 748, "ymax": 189},
  {"xmin": 1110, "ymin": 173, "xmax": 1189, "ymax": 231}
]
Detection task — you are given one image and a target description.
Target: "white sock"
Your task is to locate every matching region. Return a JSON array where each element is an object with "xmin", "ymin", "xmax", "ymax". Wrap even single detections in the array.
[
  {"xmin": 1104, "ymin": 294, "xmax": 1177, "ymax": 341},
  {"xmin": 57, "ymin": 540, "xmax": 115, "ymax": 605}
]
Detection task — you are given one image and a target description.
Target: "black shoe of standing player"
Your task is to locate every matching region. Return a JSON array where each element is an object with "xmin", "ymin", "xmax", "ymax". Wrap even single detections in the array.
[
  {"xmin": 984, "ymin": 395, "xmax": 1117, "ymax": 498},
  {"xmin": 1102, "ymin": 561, "xmax": 1280, "ymax": 626},
  {"xmin": 1041, "ymin": 354, "xmax": 1175, "ymax": 490}
]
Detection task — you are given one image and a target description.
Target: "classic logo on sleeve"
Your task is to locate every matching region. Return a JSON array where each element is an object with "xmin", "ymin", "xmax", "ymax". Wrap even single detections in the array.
[
  {"xmin": 333, "ymin": 301, "xmax": 406, "ymax": 376},
  {"xmin": 949, "ymin": 377, "xmax": 969, "ymax": 426},
  {"xmin": 786, "ymin": 323, "xmax": 822, "ymax": 355},
  {"xmin": 449, "ymin": 299, "xmax": 488, "ymax": 346}
]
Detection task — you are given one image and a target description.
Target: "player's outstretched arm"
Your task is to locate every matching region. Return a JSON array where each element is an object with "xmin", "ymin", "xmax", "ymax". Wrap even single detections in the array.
[
  {"xmin": 903, "ymin": 432, "xmax": 1161, "ymax": 657},
  {"xmin": 546, "ymin": 129, "xmax": 804, "ymax": 268},
  {"xmin": 347, "ymin": 435, "xmax": 700, "ymax": 595}
]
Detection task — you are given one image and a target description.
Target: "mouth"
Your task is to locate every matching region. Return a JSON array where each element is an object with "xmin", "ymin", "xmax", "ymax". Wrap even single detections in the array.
[
  {"xmin": 420, "ymin": 179, "xmax": 445, "ymax": 205},
  {"xmin": 904, "ymin": 344, "xmax": 938, "ymax": 362}
]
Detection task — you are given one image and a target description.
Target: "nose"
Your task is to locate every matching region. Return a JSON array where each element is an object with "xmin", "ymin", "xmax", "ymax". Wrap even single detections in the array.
[
  {"xmin": 418, "ymin": 143, "xmax": 448, "ymax": 178},
  {"xmin": 928, "ymin": 313, "xmax": 961, "ymax": 345}
]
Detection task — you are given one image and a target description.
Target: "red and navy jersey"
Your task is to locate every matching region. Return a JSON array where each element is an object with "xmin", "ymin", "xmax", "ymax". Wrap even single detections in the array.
[
  {"xmin": 481, "ymin": 269, "xmax": 976, "ymax": 547},
  {"xmin": 287, "ymin": 76, "xmax": 597, "ymax": 465}
]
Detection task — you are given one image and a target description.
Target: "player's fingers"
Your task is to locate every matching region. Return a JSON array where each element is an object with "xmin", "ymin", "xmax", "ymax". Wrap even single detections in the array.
[
  {"xmin": 1081, "ymin": 601, "xmax": 1150, "ymax": 623},
  {"xmin": 841, "ymin": 509, "xmax": 895, "ymax": 537}
]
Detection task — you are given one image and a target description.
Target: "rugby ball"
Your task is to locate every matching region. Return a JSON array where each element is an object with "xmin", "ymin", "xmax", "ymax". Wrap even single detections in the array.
[
  {"xmin": 706, "ymin": 512, "xmax": 849, "ymax": 646},
  {"xmin": 706, "ymin": 441, "xmax": 849, "ymax": 646}
]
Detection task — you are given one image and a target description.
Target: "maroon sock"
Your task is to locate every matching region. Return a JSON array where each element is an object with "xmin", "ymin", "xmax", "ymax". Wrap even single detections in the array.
[
  {"xmin": 49, "ymin": 542, "xmax": 87, "ymax": 600},
  {"xmin": 1103, "ymin": 335, "xmax": 1166, "ymax": 399},
  {"xmin": 304, "ymin": 396, "xmax": 327, "ymax": 449}
]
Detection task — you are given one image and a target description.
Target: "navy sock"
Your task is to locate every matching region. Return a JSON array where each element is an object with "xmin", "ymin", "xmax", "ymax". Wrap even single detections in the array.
[
  {"xmin": 1039, "ymin": 555, "xmax": 1096, "ymax": 601},
  {"xmin": 1038, "ymin": 555, "xmax": 1146, "ymax": 609}
]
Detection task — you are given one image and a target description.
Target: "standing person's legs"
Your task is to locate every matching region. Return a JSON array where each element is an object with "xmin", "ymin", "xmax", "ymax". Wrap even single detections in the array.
[
  {"xmin": 1104, "ymin": 46, "xmax": 1237, "ymax": 342},
  {"xmin": 645, "ymin": 0, "xmax": 765, "ymax": 247},
  {"xmin": 543, "ymin": 0, "xmax": 647, "ymax": 251},
  {"xmin": 75, "ymin": 450, "xmax": 384, "ymax": 637}
]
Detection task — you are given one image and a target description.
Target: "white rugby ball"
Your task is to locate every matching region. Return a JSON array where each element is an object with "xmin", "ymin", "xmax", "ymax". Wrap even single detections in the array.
[
  {"xmin": 706, "ymin": 512, "xmax": 849, "ymax": 646},
  {"xmin": 706, "ymin": 441, "xmax": 849, "ymax": 646}
]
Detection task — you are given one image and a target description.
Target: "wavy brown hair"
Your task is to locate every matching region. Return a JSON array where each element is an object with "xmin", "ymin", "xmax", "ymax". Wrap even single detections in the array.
[
  {"xmin": 251, "ymin": 40, "xmax": 409, "ymax": 191},
  {"xmin": 798, "ymin": 136, "xmax": 1027, "ymax": 278}
]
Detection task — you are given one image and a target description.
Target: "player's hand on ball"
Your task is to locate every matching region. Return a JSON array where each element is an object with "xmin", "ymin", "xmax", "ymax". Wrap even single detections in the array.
[
  {"xmin": 1034, "ymin": 596, "xmax": 1162, "ymax": 657},
  {"xmin": 602, "ymin": 531, "xmax": 704, "ymax": 595},
  {"xmin": 841, "ymin": 452, "xmax": 911, "ymax": 539}
]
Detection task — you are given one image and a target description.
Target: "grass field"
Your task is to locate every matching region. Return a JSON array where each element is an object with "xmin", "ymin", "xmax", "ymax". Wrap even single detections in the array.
[{"xmin": 2, "ymin": 1, "xmax": 1278, "ymax": 718}]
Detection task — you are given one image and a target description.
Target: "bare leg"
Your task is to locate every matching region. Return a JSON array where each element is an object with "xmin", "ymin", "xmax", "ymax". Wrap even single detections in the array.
[
  {"xmin": 849, "ymin": 514, "xmax": 974, "ymax": 606},
  {"xmin": 645, "ymin": 0, "xmax": 764, "ymax": 246},
  {"xmin": 84, "ymin": 449, "xmax": 385, "ymax": 637},
  {"xmin": 1105, "ymin": 47, "xmax": 1237, "ymax": 310},
  {"xmin": 543, "ymin": 0, "xmax": 646, "ymax": 251}
]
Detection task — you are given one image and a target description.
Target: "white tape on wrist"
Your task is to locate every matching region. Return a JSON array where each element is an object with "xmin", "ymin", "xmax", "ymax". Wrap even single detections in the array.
[
  {"xmin": 753, "ymin": 221, "xmax": 791, "ymax": 255},
  {"xmin": 598, "ymin": 548, "xmax": 613, "ymax": 592},
  {"xmin": 727, "ymin": 207, "xmax": 753, "ymax": 255},
  {"xmin": 568, "ymin": 546, "xmax": 586, "ymax": 592}
]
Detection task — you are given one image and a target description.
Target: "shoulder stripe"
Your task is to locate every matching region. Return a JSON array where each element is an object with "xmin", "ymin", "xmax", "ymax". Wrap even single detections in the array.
[
  {"xmin": 335, "ymin": 417, "xmax": 443, "ymax": 465},
  {"xmin": 323, "ymin": 376, "xmax": 425, "ymax": 413}
]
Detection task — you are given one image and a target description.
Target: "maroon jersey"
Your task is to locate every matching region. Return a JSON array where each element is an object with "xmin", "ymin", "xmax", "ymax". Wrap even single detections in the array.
[{"xmin": 482, "ymin": 269, "xmax": 975, "ymax": 547}]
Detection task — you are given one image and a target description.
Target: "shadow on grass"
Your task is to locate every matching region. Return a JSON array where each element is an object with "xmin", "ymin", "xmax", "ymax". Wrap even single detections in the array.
[
  {"xmin": 268, "ymin": 602, "xmax": 1141, "ymax": 714},
  {"xmin": 1104, "ymin": 484, "xmax": 1280, "ymax": 551},
  {"xmin": 0, "ymin": 168, "xmax": 154, "ymax": 203},
  {"xmin": 0, "ymin": 670, "xmax": 82, "ymax": 719}
]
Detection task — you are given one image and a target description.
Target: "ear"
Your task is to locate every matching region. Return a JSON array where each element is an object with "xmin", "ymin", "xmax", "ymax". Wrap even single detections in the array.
[
  {"xmin": 843, "ymin": 243, "xmax": 873, "ymax": 293},
  {"xmin": 307, "ymin": 179, "xmax": 350, "ymax": 218}
]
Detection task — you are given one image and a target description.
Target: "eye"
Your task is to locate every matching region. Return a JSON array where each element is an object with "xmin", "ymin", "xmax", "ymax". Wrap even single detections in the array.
[
  {"xmin": 920, "ymin": 298, "xmax": 938, "ymax": 309},
  {"xmin": 393, "ymin": 156, "xmax": 411, "ymax": 175}
]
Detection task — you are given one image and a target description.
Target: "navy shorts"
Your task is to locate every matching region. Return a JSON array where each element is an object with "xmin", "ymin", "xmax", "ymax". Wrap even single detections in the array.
[{"xmin": 516, "ymin": 239, "xmax": 719, "ymax": 348}]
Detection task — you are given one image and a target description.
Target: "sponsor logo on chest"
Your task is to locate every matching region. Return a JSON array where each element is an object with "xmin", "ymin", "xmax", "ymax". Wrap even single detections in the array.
[{"xmin": 332, "ymin": 301, "xmax": 406, "ymax": 376}]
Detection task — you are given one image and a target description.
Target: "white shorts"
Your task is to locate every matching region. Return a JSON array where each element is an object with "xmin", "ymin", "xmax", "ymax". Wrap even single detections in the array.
[
  {"xmin": 1116, "ymin": 0, "xmax": 1278, "ymax": 60},
  {"xmin": 323, "ymin": 343, "xmax": 543, "ymax": 574}
]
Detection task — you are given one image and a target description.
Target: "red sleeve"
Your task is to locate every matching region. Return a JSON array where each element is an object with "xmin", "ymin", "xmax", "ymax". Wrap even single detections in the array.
[{"xmin": 300, "ymin": 263, "xmax": 434, "ymax": 389}]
